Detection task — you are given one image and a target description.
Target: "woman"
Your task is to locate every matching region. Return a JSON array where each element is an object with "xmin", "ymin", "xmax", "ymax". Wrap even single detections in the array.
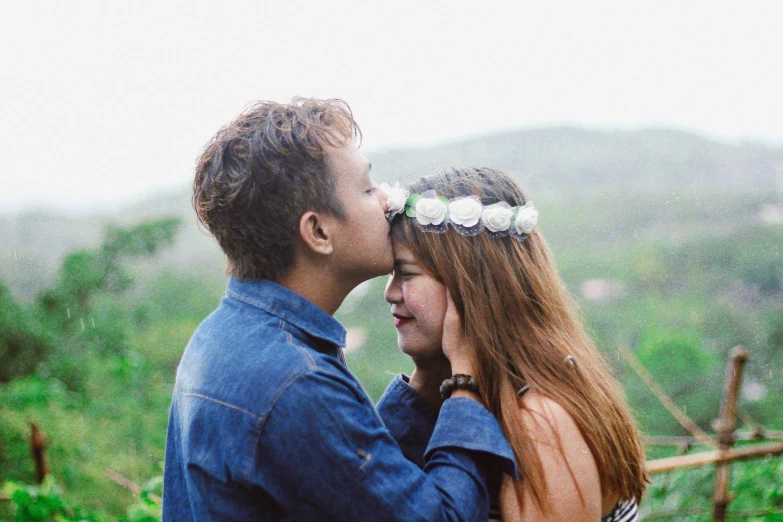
[{"xmin": 382, "ymin": 167, "xmax": 648, "ymax": 521}]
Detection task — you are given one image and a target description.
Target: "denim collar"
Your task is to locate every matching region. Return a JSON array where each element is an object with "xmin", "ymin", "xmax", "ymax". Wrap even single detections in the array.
[{"xmin": 226, "ymin": 276, "xmax": 347, "ymax": 348}]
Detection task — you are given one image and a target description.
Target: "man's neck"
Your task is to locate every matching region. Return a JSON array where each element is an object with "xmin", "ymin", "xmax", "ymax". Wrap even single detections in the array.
[{"xmin": 278, "ymin": 265, "xmax": 355, "ymax": 316}]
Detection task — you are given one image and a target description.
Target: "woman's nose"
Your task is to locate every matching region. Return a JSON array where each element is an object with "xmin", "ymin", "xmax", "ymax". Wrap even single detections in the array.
[{"xmin": 384, "ymin": 275, "xmax": 400, "ymax": 304}]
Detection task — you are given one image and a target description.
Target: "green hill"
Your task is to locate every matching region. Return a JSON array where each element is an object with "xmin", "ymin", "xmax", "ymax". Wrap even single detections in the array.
[{"xmin": 3, "ymin": 126, "xmax": 781, "ymax": 302}]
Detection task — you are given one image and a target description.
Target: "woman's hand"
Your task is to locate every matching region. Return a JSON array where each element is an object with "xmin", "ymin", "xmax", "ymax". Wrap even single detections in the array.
[{"xmin": 441, "ymin": 289, "xmax": 475, "ymax": 376}]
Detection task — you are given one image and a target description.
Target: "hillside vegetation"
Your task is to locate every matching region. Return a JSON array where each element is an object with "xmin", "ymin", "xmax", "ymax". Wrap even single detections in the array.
[{"xmin": 1, "ymin": 127, "xmax": 782, "ymax": 520}]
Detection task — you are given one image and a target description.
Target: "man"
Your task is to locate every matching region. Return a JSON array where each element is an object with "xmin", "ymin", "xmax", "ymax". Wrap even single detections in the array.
[{"xmin": 163, "ymin": 97, "xmax": 515, "ymax": 521}]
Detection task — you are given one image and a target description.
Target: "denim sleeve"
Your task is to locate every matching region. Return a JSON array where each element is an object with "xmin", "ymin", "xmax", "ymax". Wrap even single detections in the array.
[
  {"xmin": 376, "ymin": 373, "xmax": 437, "ymax": 468},
  {"xmin": 252, "ymin": 368, "xmax": 516, "ymax": 522}
]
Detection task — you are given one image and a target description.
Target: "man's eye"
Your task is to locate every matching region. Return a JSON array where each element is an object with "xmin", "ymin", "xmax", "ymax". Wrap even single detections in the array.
[{"xmin": 366, "ymin": 187, "xmax": 377, "ymax": 194}]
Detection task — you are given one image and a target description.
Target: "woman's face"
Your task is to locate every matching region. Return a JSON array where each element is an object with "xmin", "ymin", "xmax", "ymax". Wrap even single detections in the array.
[{"xmin": 384, "ymin": 241, "xmax": 447, "ymax": 361}]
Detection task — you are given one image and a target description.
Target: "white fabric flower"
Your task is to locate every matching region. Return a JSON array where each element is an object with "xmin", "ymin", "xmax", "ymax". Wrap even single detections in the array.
[
  {"xmin": 448, "ymin": 197, "xmax": 483, "ymax": 228},
  {"xmin": 514, "ymin": 202, "xmax": 538, "ymax": 235},
  {"xmin": 380, "ymin": 182, "xmax": 409, "ymax": 217},
  {"xmin": 415, "ymin": 197, "xmax": 448, "ymax": 226},
  {"xmin": 481, "ymin": 205, "xmax": 514, "ymax": 232}
]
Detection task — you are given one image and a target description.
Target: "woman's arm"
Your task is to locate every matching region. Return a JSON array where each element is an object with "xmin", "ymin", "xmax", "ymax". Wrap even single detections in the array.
[{"xmin": 499, "ymin": 393, "xmax": 608, "ymax": 522}]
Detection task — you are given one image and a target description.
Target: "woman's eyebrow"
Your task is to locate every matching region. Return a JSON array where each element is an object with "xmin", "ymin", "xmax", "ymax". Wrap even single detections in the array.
[{"xmin": 394, "ymin": 258, "xmax": 418, "ymax": 268}]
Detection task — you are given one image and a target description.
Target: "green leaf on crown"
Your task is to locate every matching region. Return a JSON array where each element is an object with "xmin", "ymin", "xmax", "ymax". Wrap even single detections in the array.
[{"xmin": 405, "ymin": 194, "xmax": 422, "ymax": 217}]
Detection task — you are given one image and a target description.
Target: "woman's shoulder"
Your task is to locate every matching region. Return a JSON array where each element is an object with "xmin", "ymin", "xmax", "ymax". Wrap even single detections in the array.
[
  {"xmin": 517, "ymin": 391, "xmax": 579, "ymax": 439},
  {"xmin": 516, "ymin": 391, "xmax": 622, "ymax": 517}
]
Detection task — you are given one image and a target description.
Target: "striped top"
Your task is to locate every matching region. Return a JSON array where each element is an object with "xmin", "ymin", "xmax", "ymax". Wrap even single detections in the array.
[{"xmin": 602, "ymin": 499, "xmax": 639, "ymax": 522}]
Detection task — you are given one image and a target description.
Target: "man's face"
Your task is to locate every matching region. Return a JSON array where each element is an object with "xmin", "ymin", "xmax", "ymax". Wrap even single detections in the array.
[{"xmin": 326, "ymin": 141, "xmax": 394, "ymax": 285}]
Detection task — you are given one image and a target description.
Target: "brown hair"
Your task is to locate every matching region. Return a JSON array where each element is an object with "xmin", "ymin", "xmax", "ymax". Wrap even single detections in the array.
[
  {"xmin": 391, "ymin": 167, "xmax": 648, "ymax": 513},
  {"xmin": 193, "ymin": 97, "xmax": 361, "ymax": 281}
]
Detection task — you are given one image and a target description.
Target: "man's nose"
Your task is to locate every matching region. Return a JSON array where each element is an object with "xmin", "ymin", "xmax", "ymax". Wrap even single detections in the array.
[{"xmin": 376, "ymin": 184, "xmax": 389, "ymax": 212}]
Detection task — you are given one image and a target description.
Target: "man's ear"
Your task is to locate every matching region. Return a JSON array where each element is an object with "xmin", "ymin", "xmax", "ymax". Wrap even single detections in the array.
[{"xmin": 299, "ymin": 211, "xmax": 334, "ymax": 255}]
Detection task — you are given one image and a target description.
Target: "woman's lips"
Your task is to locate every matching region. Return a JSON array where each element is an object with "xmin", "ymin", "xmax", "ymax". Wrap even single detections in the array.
[{"xmin": 393, "ymin": 314, "xmax": 413, "ymax": 328}]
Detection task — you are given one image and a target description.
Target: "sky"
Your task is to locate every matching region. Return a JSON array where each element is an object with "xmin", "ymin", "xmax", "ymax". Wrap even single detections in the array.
[{"xmin": 1, "ymin": 0, "xmax": 781, "ymax": 214}]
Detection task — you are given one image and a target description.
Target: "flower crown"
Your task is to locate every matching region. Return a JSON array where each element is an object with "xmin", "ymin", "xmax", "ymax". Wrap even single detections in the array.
[{"xmin": 380, "ymin": 182, "xmax": 538, "ymax": 240}]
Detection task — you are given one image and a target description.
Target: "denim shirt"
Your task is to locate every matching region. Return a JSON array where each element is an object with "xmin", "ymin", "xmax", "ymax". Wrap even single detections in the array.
[
  {"xmin": 376, "ymin": 374, "xmax": 441, "ymax": 469},
  {"xmin": 163, "ymin": 277, "xmax": 515, "ymax": 521}
]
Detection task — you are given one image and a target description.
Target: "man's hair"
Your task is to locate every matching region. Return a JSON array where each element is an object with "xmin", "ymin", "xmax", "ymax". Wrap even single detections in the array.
[
  {"xmin": 193, "ymin": 97, "xmax": 360, "ymax": 281},
  {"xmin": 391, "ymin": 167, "xmax": 648, "ymax": 513}
]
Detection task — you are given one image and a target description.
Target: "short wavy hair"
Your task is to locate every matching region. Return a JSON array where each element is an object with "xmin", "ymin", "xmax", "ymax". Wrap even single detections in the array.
[{"xmin": 193, "ymin": 97, "xmax": 361, "ymax": 281}]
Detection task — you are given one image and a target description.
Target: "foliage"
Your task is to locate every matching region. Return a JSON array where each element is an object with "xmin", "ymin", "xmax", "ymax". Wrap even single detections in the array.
[
  {"xmin": 0, "ymin": 218, "xmax": 185, "ymax": 517},
  {"xmin": 35, "ymin": 218, "xmax": 182, "ymax": 338},
  {"xmin": 0, "ymin": 285, "xmax": 50, "ymax": 383},
  {"xmin": 1, "ymin": 475, "xmax": 162, "ymax": 522},
  {"xmin": 2, "ymin": 476, "xmax": 107, "ymax": 521},
  {"xmin": 642, "ymin": 455, "xmax": 783, "ymax": 520},
  {"xmin": 0, "ymin": 217, "xmax": 182, "ymax": 392},
  {"xmin": 625, "ymin": 329, "xmax": 721, "ymax": 434}
]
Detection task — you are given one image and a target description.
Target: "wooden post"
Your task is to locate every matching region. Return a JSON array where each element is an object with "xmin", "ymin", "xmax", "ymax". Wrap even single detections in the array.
[
  {"xmin": 30, "ymin": 423, "xmax": 48, "ymax": 483},
  {"xmin": 712, "ymin": 346, "xmax": 749, "ymax": 522}
]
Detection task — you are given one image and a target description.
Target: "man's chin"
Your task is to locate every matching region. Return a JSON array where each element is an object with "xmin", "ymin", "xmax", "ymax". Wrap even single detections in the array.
[
  {"xmin": 380, "ymin": 256, "xmax": 394, "ymax": 275},
  {"xmin": 350, "ymin": 259, "xmax": 394, "ymax": 285},
  {"xmin": 372, "ymin": 250, "xmax": 395, "ymax": 277}
]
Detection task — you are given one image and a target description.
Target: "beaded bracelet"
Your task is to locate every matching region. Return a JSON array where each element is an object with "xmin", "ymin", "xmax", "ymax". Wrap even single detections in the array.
[{"xmin": 439, "ymin": 374, "xmax": 480, "ymax": 399}]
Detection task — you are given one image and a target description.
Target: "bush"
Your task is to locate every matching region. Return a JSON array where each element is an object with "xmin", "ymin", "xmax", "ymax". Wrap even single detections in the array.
[
  {"xmin": 626, "ymin": 328, "xmax": 721, "ymax": 434},
  {"xmin": 0, "ymin": 284, "xmax": 50, "ymax": 383},
  {"xmin": 642, "ymin": 456, "xmax": 783, "ymax": 520},
  {"xmin": 1, "ymin": 475, "xmax": 162, "ymax": 522}
]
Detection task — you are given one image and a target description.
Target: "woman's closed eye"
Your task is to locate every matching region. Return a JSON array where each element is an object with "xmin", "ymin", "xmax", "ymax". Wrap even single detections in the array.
[{"xmin": 396, "ymin": 264, "xmax": 425, "ymax": 279}]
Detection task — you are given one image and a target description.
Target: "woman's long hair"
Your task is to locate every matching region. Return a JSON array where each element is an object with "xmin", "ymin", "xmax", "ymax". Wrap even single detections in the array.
[{"xmin": 391, "ymin": 167, "xmax": 648, "ymax": 513}]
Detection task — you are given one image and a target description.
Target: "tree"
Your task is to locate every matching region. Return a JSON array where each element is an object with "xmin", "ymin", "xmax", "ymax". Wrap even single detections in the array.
[{"xmin": 0, "ymin": 218, "xmax": 182, "ymax": 384}]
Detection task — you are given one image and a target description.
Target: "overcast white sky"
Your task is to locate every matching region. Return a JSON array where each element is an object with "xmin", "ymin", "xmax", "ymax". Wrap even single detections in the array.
[{"xmin": 1, "ymin": 0, "xmax": 781, "ymax": 214}]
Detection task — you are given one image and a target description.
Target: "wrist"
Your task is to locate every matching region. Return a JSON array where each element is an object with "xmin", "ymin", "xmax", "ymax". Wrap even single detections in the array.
[
  {"xmin": 449, "ymin": 389, "xmax": 482, "ymax": 402},
  {"xmin": 449, "ymin": 366, "xmax": 475, "ymax": 377},
  {"xmin": 446, "ymin": 355, "xmax": 474, "ymax": 377},
  {"xmin": 439, "ymin": 374, "xmax": 480, "ymax": 399}
]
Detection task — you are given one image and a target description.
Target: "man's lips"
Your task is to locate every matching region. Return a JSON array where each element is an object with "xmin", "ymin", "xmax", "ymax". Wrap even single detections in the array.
[{"xmin": 392, "ymin": 313, "xmax": 414, "ymax": 328}]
